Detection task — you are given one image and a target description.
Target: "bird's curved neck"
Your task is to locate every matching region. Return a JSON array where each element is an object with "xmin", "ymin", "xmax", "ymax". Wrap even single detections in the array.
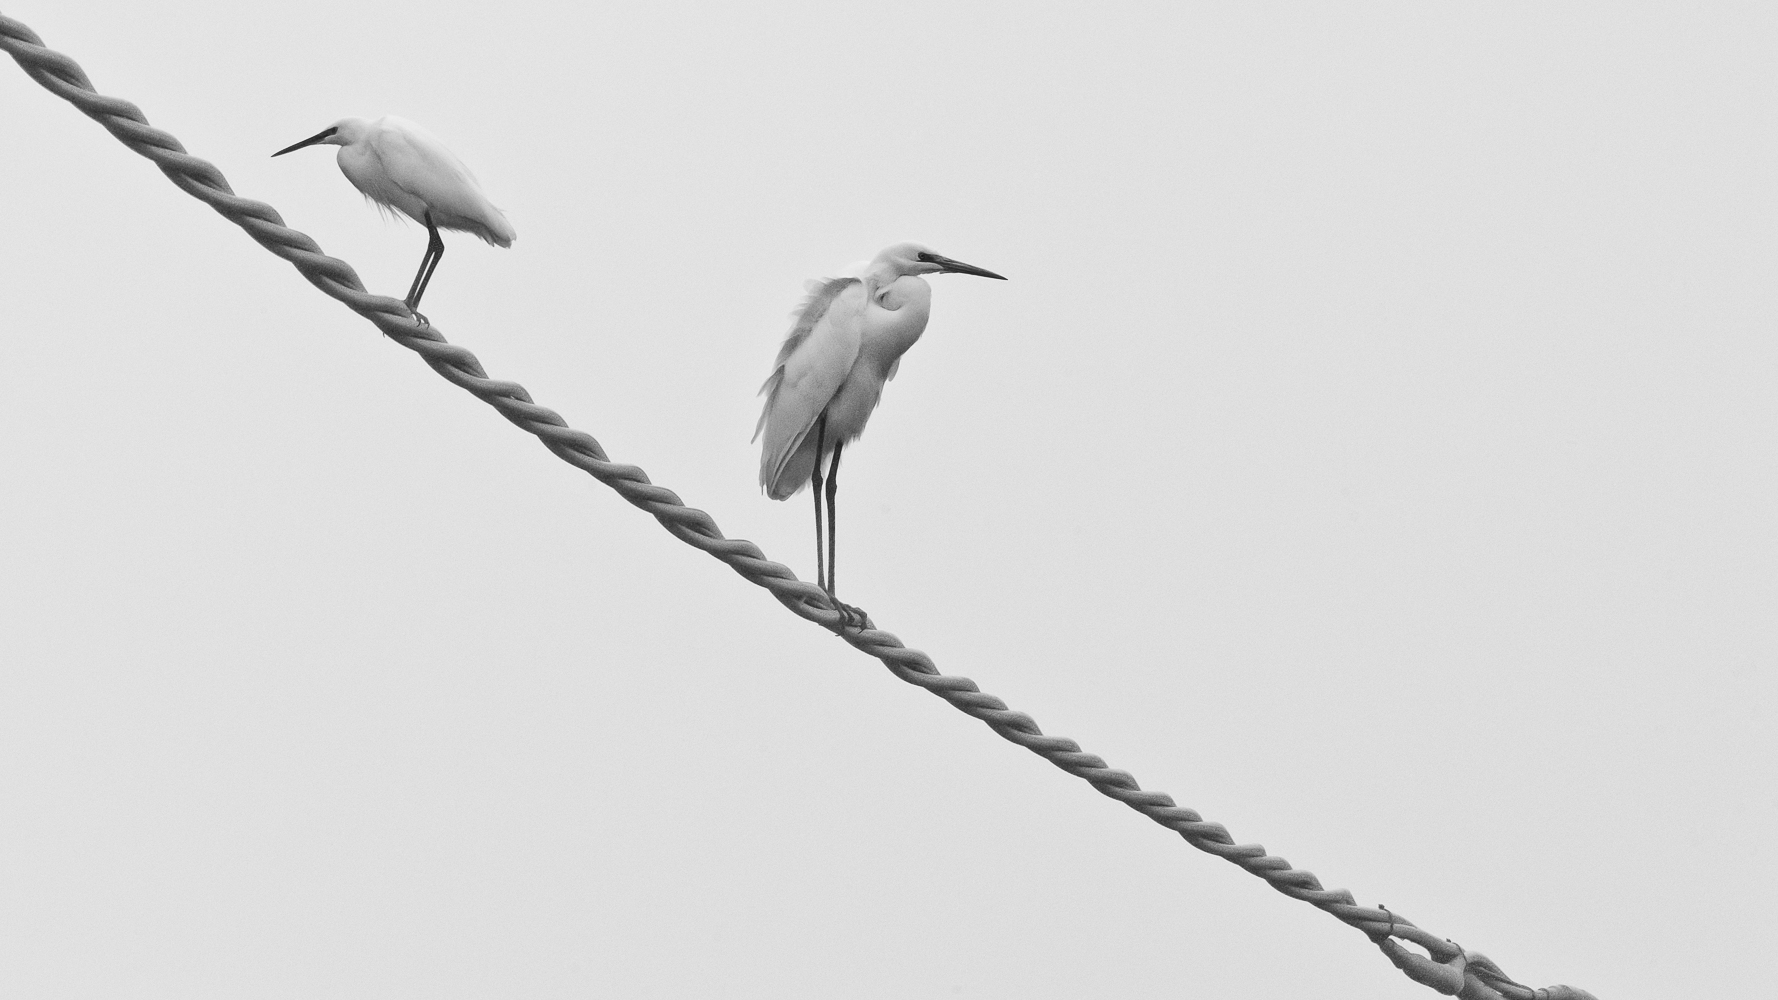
[{"xmin": 861, "ymin": 259, "xmax": 909, "ymax": 293}]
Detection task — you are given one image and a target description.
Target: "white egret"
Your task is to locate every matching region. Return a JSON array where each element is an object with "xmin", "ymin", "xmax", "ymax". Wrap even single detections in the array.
[
  {"xmin": 754, "ymin": 242, "xmax": 1006, "ymax": 627},
  {"xmin": 273, "ymin": 116, "xmax": 515, "ymax": 325}
]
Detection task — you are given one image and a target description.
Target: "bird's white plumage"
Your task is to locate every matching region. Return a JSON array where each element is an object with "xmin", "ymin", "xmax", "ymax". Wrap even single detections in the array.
[
  {"xmin": 755, "ymin": 244, "xmax": 952, "ymax": 500},
  {"xmin": 324, "ymin": 117, "xmax": 515, "ymax": 246},
  {"xmin": 755, "ymin": 277, "xmax": 865, "ymax": 498}
]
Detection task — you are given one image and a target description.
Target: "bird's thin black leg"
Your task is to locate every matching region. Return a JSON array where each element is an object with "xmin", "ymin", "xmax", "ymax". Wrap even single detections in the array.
[
  {"xmin": 824, "ymin": 440, "xmax": 869, "ymax": 629},
  {"xmin": 413, "ymin": 217, "xmax": 446, "ymax": 305},
  {"xmin": 825, "ymin": 440, "xmax": 841, "ymax": 599},
  {"xmin": 404, "ymin": 212, "xmax": 446, "ymax": 325},
  {"xmin": 811, "ymin": 415, "xmax": 827, "ymax": 594},
  {"xmin": 402, "ymin": 246, "xmax": 432, "ymax": 308}
]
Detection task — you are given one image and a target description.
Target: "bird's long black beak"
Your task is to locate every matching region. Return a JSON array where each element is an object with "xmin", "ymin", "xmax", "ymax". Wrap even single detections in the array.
[
  {"xmin": 272, "ymin": 126, "xmax": 338, "ymax": 157},
  {"xmin": 919, "ymin": 252, "xmax": 1007, "ymax": 280}
]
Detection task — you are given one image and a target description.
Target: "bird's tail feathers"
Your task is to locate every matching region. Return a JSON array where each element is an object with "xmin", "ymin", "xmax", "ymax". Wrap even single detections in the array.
[
  {"xmin": 762, "ymin": 427, "xmax": 818, "ymax": 500},
  {"xmin": 478, "ymin": 210, "xmax": 517, "ymax": 248}
]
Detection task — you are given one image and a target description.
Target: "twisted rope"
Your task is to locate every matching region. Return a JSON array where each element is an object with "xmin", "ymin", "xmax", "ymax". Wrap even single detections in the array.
[{"xmin": 2, "ymin": 14, "xmax": 1597, "ymax": 999}]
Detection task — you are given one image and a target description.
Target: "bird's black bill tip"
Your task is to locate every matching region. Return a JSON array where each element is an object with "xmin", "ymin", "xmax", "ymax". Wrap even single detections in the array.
[
  {"xmin": 918, "ymin": 252, "xmax": 1007, "ymax": 281},
  {"xmin": 271, "ymin": 126, "xmax": 338, "ymax": 157}
]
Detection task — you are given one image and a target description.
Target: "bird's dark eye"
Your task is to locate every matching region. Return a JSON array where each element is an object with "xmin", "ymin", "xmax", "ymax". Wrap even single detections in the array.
[{"xmin": 915, "ymin": 252, "xmax": 939, "ymax": 263}]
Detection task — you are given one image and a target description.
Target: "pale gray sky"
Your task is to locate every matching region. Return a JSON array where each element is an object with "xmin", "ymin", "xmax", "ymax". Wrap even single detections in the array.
[{"xmin": 3, "ymin": 4, "xmax": 1774, "ymax": 998}]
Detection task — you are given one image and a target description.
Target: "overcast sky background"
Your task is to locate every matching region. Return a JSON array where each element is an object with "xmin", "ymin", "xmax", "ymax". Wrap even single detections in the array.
[{"xmin": 3, "ymin": 4, "xmax": 1775, "ymax": 998}]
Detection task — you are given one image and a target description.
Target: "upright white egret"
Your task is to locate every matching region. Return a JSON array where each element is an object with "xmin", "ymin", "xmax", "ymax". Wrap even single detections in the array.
[
  {"xmin": 273, "ymin": 116, "xmax": 515, "ymax": 325},
  {"xmin": 755, "ymin": 242, "xmax": 1006, "ymax": 627}
]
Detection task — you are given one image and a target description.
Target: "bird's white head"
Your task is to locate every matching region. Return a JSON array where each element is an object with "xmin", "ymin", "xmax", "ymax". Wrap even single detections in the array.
[
  {"xmin": 870, "ymin": 241, "xmax": 1007, "ymax": 281},
  {"xmin": 271, "ymin": 118, "xmax": 372, "ymax": 156}
]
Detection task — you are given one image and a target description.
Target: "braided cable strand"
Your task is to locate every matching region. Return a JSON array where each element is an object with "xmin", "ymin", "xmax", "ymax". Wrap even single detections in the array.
[{"xmin": 2, "ymin": 14, "xmax": 1596, "ymax": 1000}]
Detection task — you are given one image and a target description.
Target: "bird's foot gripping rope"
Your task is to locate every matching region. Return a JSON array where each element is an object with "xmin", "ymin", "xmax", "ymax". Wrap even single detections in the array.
[
  {"xmin": 833, "ymin": 600, "xmax": 873, "ymax": 632},
  {"xmin": 0, "ymin": 13, "xmax": 1596, "ymax": 999}
]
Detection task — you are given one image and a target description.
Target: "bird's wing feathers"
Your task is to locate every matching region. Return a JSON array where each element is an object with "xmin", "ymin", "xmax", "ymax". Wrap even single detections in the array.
[
  {"xmin": 767, "ymin": 277, "xmax": 857, "ymax": 375},
  {"xmin": 368, "ymin": 127, "xmax": 471, "ymax": 210},
  {"xmin": 371, "ymin": 121, "xmax": 515, "ymax": 246},
  {"xmin": 755, "ymin": 277, "xmax": 864, "ymax": 497}
]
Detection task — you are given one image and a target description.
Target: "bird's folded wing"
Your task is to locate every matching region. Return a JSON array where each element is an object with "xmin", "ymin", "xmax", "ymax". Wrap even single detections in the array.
[
  {"xmin": 373, "ymin": 123, "xmax": 514, "ymax": 246},
  {"xmin": 755, "ymin": 278, "xmax": 864, "ymax": 495}
]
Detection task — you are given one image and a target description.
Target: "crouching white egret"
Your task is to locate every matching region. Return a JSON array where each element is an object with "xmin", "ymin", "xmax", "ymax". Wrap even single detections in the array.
[
  {"xmin": 754, "ymin": 242, "xmax": 1006, "ymax": 628},
  {"xmin": 273, "ymin": 116, "xmax": 515, "ymax": 326}
]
